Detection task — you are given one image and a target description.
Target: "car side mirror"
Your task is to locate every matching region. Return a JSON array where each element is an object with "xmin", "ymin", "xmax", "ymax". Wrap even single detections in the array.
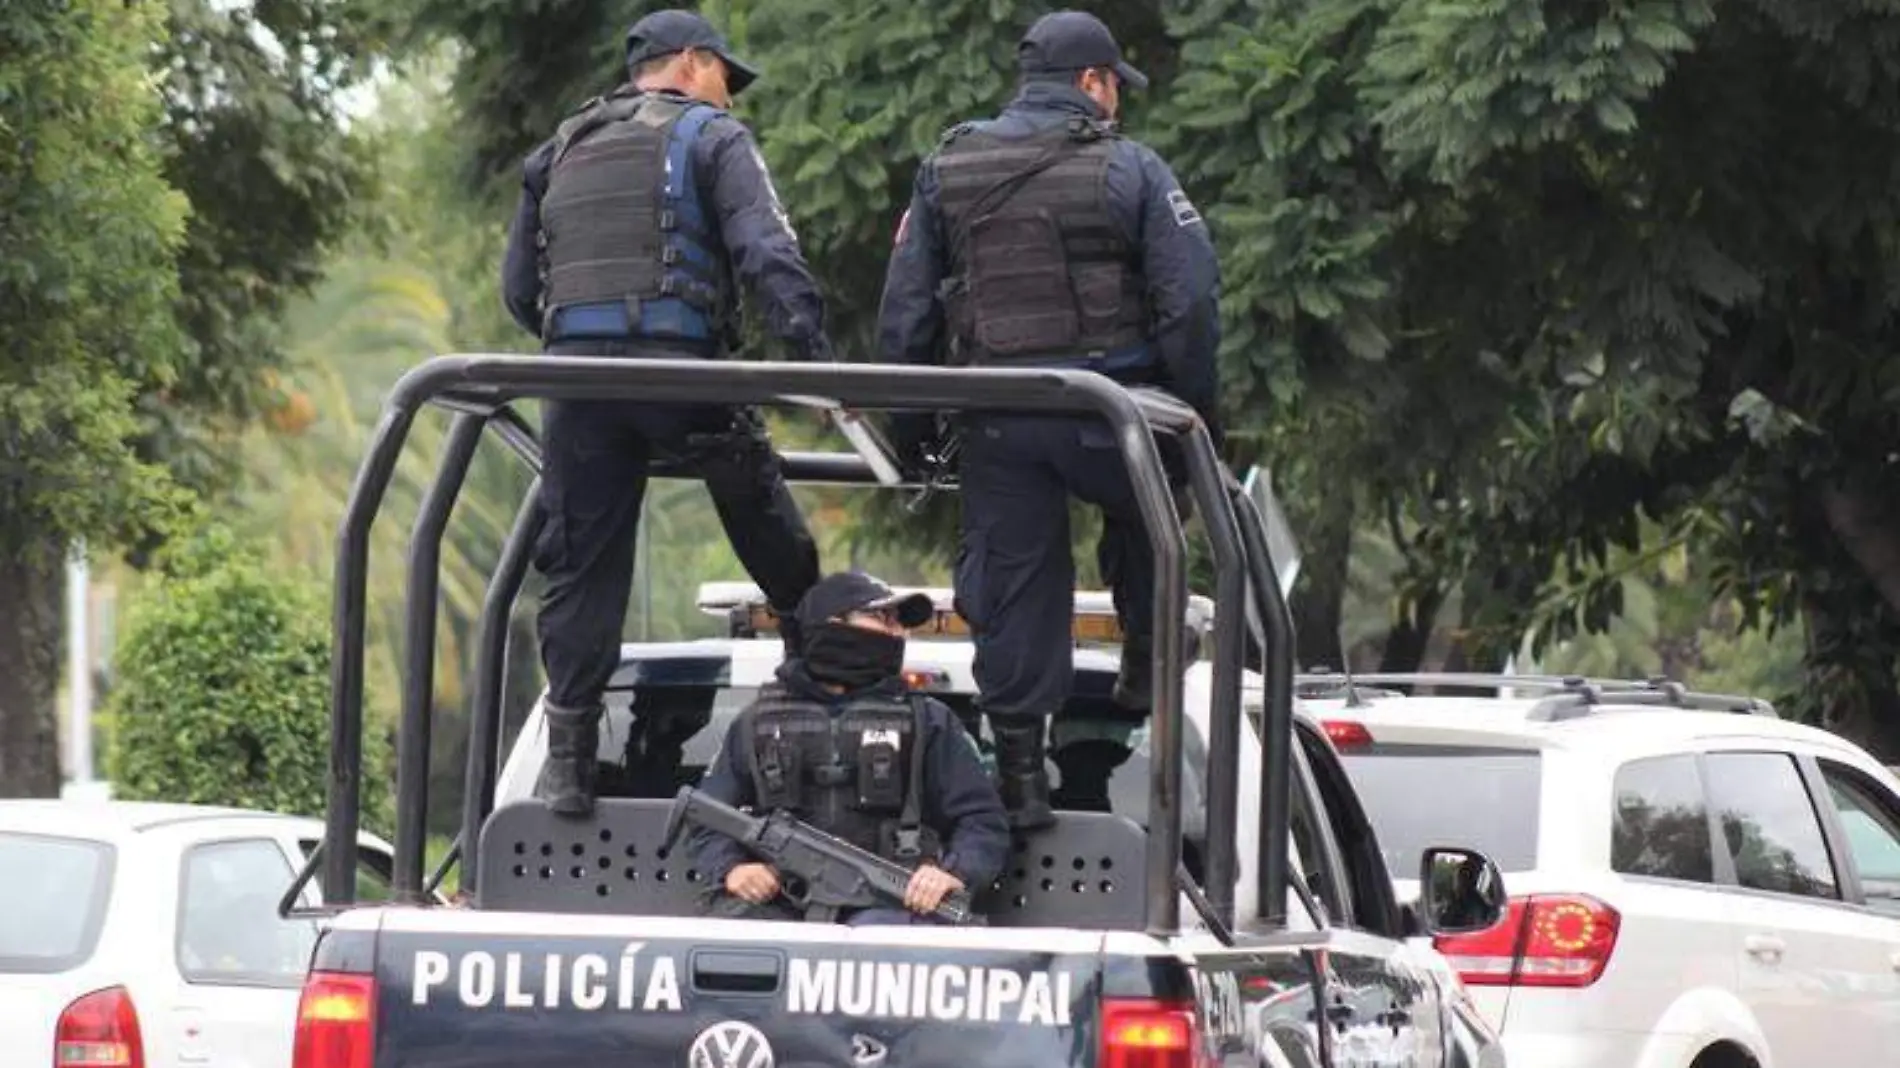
[{"xmin": 1418, "ymin": 846, "xmax": 1508, "ymax": 935}]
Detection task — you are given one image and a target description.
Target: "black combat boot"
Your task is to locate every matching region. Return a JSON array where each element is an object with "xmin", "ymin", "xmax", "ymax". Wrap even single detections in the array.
[
  {"xmin": 535, "ymin": 701, "xmax": 601, "ymax": 817},
  {"xmin": 1113, "ymin": 631, "xmax": 1153, "ymax": 711},
  {"xmin": 990, "ymin": 717, "xmax": 1056, "ymax": 831},
  {"xmin": 1112, "ymin": 628, "xmax": 1201, "ymax": 711}
]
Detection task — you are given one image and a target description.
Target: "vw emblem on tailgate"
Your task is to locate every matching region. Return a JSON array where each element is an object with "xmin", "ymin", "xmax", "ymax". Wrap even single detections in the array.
[{"xmin": 688, "ymin": 1020, "xmax": 775, "ymax": 1068}]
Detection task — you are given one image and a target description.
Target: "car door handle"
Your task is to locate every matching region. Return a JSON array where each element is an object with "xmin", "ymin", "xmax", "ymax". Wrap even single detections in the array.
[
  {"xmin": 1889, "ymin": 948, "xmax": 1900, "ymax": 974},
  {"xmin": 1744, "ymin": 934, "xmax": 1785, "ymax": 963}
]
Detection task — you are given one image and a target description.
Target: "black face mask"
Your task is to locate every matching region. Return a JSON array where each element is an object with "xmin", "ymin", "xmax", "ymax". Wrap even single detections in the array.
[{"xmin": 801, "ymin": 622, "xmax": 905, "ymax": 690}]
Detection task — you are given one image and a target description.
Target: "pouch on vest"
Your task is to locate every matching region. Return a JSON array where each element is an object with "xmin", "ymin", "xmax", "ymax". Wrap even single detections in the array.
[
  {"xmin": 751, "ymin": 727, "xmax": 802, "ymax": 810},
  {"xmin": 853, "ymin": 733, "xmax": 905, "ymax": 811},
  {"xmin": 967, "ymin": 207, "xmax": 1081, "ymax": 356}
]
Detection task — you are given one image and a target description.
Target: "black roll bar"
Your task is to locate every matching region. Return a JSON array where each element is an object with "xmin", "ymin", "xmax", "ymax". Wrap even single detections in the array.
[
  {"xmin": 319, "ymin": 353, "xmax": 1292, "ymax": 938},
  {"xmin": 458, "ymin": 486, "xmax": 546, "ymax": 890},
  {"xmin": 1234, "ymin": 484, "xmax": 1296, "ymax": 927},
  {"xmin": 392, "ymin": 413, "xmax": 486, "ymax": 903}
]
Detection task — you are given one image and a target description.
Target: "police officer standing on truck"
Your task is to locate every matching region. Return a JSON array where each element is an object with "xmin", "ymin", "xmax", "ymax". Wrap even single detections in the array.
[
  {"xmin": 688, "ymin": 572, "xmax": 1010, "ymax": 924},
  {"xmin": 873, "ymin": 11, "xmax": 1221, "ymax": 830},
  {"xmin": 501, "ymin": 9, "xmax": 835, "ymax": 818}
]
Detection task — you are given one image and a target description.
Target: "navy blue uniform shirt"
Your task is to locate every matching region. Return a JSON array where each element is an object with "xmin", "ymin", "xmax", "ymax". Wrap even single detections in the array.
[
  {"xmin": 688, "ymin": 660, "xmax": 1011, "ymax": 891},
  {"xmin": 875, "ymin": 80, "xmax": 1222, "ymax": 420},
  {"xmin": 502, "ymin": 89, "xmax": 833, "ymax": 361}
]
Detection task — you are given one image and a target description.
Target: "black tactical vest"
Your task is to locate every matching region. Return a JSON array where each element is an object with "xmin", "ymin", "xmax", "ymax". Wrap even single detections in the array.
[
  {"xmin": 933, "ymin": 119, "xmax": 1151, "ymax": 366},
  {"xmin": 743, "ymin": 686, "xmax": 941, "ymax": 865},
  {"xmin": 537, "ymin": 89, "xmax": 731, "ymax": 343}
]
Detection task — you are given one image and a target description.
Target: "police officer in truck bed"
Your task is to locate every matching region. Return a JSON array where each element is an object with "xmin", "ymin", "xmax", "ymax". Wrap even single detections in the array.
[
  {"xmin": 500, "ymin": 9, "xmax": 834, "ymax": 818},
  {"xmin": 873, "ymin": 10, "xmax": 1222, "ymax": 831},
  {"xmin": 688, "ymin": 572, "xmax": 1010, "ymax": 925}
]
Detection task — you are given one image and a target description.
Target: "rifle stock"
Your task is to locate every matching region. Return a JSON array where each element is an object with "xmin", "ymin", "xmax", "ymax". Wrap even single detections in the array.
[{"xmin": 666, "ymin": 786, "xmax": 978, "ymax": 925}]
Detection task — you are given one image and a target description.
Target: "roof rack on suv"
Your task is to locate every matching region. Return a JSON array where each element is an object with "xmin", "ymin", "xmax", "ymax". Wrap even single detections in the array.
[{"xmin": 1292, "ymin": 671, "xmax": 1778, "ymax": 720}]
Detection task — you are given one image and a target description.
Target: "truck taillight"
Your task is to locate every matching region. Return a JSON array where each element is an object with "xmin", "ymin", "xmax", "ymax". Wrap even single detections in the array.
[
  {"xmin": 55, "ymin": 986, "xmax": 143, "ymax": 1068},
  {"xmin": 1434, "ymin": 893, "xmax": 1620, "ymax": 988},
  {"xmin": 292, "ymin": 971, "xmax": 376, "ymax": 1068},
  {"xmin": 1100, "ymin": 997, "xmax": 1206, "ymax": 1068}
]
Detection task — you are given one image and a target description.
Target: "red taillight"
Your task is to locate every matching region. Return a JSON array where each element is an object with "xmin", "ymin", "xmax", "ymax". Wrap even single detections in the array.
[
  {"xmin": 1321, "ymin": 720, "xmax": 1373, "ymax": 749},
  {"xmin": 901, "ymin": 668, "xmax": 948, "ymax": 691},
  {"xmin": 55, "ymin": 987, "xmax": 144, "ymax": 1068},
  {"xmin": 292, "ymin": 971, "xmax": 376, "ymax": 1068},
  {"xmin": 1434, "ymin": 893, "xmax": 1620, "ymax": 988},
  {"xmin": 1100, "ymin": 998, "xmax": 1205, "ymax": 1068}
]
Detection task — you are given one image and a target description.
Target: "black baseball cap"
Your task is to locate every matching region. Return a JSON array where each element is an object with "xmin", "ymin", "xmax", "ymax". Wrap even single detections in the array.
[
  {"xmin": 1017, "ymin": 10, "xmax": 1149, "ymax": 91},
  {"xmin": 796, "ymin": 572, "xmax": 935, "ymax": 631},
  {"xmin": 624, "ymin": 9, "xmax": 761, "ymax": 95}
]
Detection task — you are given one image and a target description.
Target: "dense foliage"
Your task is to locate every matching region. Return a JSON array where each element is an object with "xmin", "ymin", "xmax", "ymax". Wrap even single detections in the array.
[
  {"xmin": 108, "ymin": 524, "xmax": 393, "ymax": 827},
  {"xmin": 0, "ymin": 0, "xmax": 192, "ymax": 795},
  {"xmin": 388, "ymin": 0, "xmax": 1900, "ymax": 758}
]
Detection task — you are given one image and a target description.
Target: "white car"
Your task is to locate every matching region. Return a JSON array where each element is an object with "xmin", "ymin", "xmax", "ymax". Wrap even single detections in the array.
[
  {"xmin": 1299, "ymin": 672, "xmax": 1900, "ymax": 1068},
  {"xmin": 0, "ymin": 800, "xmax": 409, "ymax": 1068}
]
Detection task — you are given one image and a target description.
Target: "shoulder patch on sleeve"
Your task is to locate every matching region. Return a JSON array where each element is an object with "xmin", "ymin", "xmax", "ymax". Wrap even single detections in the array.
[{"xmin": 1167, "ymin": 188, "xmax": 1202, "ymax": 227}]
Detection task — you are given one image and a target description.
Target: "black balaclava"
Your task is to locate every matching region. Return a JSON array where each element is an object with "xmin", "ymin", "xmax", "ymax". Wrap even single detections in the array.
[{"xmin": 802, "ymin": 622, "xmax": 905, "ymax": 691}]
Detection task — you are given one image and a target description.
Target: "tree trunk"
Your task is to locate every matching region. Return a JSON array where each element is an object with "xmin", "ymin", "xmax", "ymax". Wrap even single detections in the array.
[
  {"xmin": 1817, "ymin": 482, "xmax": 1900, "ymax": 618},
  {"xmin": 1379, "ymin": 584, "xmax": 1445, "ymax": 673},
  {"xmin": 0, "ymin": 553, "xmax": 64, "ymax": 797},
  {"xmin": 1290, "ymin": 495, "xmax": 1355, "ymax": 672},
  {"xmin": 1800, "ymin": 598, "xmax": 1900, "ymax": 764}
]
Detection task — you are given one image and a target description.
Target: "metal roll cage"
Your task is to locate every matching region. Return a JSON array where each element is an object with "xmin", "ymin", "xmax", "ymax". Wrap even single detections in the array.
[{"xmin": 287, "ymin": 354, "xmax": 1297, "ymax": 937}]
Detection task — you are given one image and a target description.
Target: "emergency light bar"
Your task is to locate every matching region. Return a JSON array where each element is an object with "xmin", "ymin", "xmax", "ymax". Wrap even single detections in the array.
[{"xmin": 695, "ymin": 581, "xmax": 1215, "ymax": 645}]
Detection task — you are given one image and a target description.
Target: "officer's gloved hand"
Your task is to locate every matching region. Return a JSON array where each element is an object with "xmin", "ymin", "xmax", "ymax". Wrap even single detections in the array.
[{"xmin": 887, "ymin": 412, "xmax": 940, "ymax": 480}]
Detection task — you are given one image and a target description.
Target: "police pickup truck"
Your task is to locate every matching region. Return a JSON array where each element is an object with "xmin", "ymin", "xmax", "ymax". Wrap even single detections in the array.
[{"xmin": 283, "ymin": 353, "xmax": 1509, "ymax": 1068}]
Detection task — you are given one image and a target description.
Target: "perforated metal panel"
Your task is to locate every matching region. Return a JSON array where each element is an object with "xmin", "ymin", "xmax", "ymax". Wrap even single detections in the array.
[
  {"xmin": 980, "ymin": 812, "xmax": 1149, "ymax": 930},
  {"xmin": 475, "ymin": 799, "xmax": 707, "ymax": 915}
]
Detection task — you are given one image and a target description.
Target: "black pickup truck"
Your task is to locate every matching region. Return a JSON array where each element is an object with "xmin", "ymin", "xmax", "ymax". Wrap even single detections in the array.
[{"xmin": 282, "ymin": 354, "xmax": 1510, "ymax": 1068}]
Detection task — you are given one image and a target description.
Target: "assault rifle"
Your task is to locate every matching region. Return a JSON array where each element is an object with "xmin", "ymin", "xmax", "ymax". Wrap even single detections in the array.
[{"xmin": 662, "ymin": 786, "xmax": 981, "ymax": 926}]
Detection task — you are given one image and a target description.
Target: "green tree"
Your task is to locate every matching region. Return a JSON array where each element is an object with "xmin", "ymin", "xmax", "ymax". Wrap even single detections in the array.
[
  {"xmin": 142, "ymin": 0, "xmax": 390, "ymax": 491},
  {"xmin": 1145, "ymin": 0, "xmax": 1900, "ymax": 756},
  {"xmin": 107, "ymin": 524, "xmax": 393, "ymax": 828},
  {"xmin": 0, "ymin": 0, "xmax": 193, "ymax": 796}
]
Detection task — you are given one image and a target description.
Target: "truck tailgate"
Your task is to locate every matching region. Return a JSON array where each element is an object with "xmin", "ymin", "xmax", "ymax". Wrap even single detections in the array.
[{"xmin": 366, "ymin": 909, "xmax": 1109, "ymax": 1067}]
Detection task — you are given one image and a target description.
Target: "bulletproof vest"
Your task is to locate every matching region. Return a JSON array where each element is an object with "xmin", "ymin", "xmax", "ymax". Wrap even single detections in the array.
[
  {"xmin": 933, "ymin": 119, "xmax": 1151, "ymax": 366},
  {"xmin": 537, "ymin": 89, "xmax": 731, "ymax": 343},
  {"xmin": 743, "ymin": 686, "xmax": 941, "ymax": 865}
]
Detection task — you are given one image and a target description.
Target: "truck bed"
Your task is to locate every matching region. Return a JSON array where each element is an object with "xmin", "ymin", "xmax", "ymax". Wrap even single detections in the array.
[{"xmin": 316, "ymin": 906, "xmax": 1195, "ymax": 1067}]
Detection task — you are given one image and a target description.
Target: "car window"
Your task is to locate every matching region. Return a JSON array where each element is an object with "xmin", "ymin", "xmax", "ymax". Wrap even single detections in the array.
[
  {"xmin": 0, "ymin": 833, "xmax": 115, "ymax": 974},
  {"xmin": 1818, "ymin": 764, "xmax": 1900, "ymax": 916},
  {"xmin": 1703, "ymin": 752, "xmax": 1840, "ymax": 901},
  {"xmin": 1288, "ymin": 736, "xmax": 1351, "ymax": 924},
  {"xmin": 1611, "ymin": 755, "xmax": 1715, "ymax": 883},
  {"xmin": 1334, "ymin": 743, "xmax": 1542, "ymax": 873},
  {"xmin": 178, "ymin": 839, "xmax": 319, "ymax": 986},
  {"xmin": 298, "ymin": 838, "xmax": 398, "ymax": 904}
]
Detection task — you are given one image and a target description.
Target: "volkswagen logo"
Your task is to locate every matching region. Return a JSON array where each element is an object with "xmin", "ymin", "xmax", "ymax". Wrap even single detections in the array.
[{"xmin": 687, "ymin": 1020, "xmax": 775, "ymax": 1068}]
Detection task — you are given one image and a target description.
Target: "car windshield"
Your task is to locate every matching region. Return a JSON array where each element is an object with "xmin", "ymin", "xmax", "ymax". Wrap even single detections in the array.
[
  {"xmin": 1334, "ymin": 744, "xmax": 1544, "ymax": 873},
  {"xmin": 0, "ymin": 832, "xmax": 115, "ymax": 973}
]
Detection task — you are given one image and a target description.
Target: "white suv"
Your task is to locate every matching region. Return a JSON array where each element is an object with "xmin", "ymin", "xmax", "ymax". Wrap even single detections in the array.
[{"xmin": 1297, "ymin": 672, "xmax": 1900, "ymax": 1068}]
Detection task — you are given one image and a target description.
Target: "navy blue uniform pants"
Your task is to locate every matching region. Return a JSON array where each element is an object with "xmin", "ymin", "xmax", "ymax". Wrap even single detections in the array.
[
  {"xmin": 955, "ymin": 414, "xmax": 1159, "ymax": 720},
  {"xmin": 533, "ymin": 340, "xmax": 820, "ymax": 710}
]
